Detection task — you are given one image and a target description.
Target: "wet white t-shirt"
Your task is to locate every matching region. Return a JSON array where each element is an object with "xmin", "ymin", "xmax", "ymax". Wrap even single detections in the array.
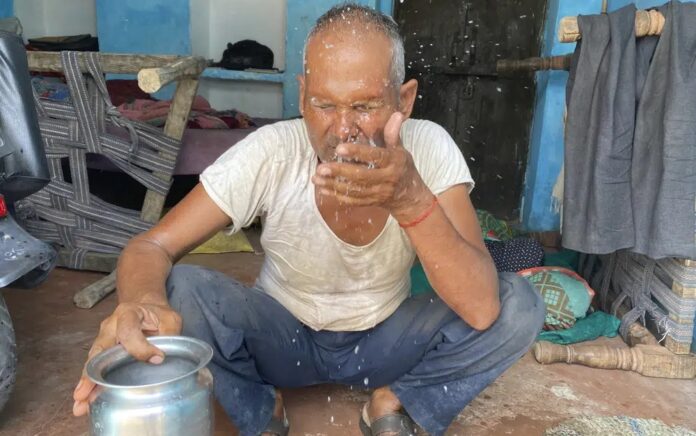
[{"xmin": 200, "ymin": 118, "xmax": 473, "ymax": 331}]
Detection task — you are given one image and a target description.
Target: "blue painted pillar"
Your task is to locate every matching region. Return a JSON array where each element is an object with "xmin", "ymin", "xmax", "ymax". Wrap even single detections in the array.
[
  {"xmin": 283, "ymin": 0, "xmax": 394, "ymax": 118},
  {"xmin": 520, "ymin": 0, "xmax": 602, "ymax": 231},
  {"xmin": 0, "ymin": 0, "xmax": 12, "ymax": 18}
]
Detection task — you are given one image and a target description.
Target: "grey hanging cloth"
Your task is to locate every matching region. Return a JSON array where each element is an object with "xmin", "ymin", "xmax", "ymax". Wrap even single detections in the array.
[
  {"xmin": 631, "ymin": 0, "xmax": 696, "ymax": 259},
  {"xmin": 562, "ymin": 4, "xmax": 640, "ymax": 255}
]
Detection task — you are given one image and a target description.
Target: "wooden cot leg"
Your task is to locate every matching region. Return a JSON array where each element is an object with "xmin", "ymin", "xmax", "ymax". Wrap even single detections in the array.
[{"xmin": 73, "ymin": 270, "xmax": 117, "ymax": 309}]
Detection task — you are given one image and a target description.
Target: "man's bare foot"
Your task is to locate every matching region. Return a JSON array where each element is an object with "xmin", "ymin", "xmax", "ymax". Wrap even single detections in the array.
[
  {"xmin": 261, "ymin": 390, "xmax": 287, "ymax": 436},
  {"xmin": 363, "ymin": 387, "xmax": 403, "ymax": 435},
  {"xmin": 368, "ymin": 387, "xmax": 402, "ymax": 420}
]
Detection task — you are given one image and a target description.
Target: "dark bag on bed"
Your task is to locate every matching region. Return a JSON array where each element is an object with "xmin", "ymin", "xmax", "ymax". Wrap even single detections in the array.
[
  {"xmin": 27, "ymin": 34, "xmax": 98, "ymax": 51},
  {"xmin": 215, "ymin": 39, "xmax": 274, "ymax": 70}
]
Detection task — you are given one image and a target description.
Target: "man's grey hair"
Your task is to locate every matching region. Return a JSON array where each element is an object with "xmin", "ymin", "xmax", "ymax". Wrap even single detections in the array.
[{"xmin": 303, "ymin": 3, "xmax": 406, "ymax": 87}]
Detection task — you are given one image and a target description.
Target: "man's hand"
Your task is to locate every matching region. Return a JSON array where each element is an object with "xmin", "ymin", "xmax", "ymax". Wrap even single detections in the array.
[
  {"xmin": 312, "ymin": 112, "xmax": 434, "ymax": 222},
  {"xmin": 72, "ymin": 300, "xmax": 182, "ymax": 416}
]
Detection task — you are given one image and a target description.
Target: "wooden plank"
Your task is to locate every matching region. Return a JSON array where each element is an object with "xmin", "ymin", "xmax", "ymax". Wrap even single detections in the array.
[
  {"xmin": 138, "ymin": 57, "xmax": 208, "ymax": 93},
  {"xmin": 57, "ymin": 249, "xmax": 118, "ymax": 273},
  {"xmin": 73, "ymin": 271, "xmax": 117, "ymax": 309},
  {"xmin": 27, "ymin": 51, "xmax": 187, "ymax": 74},
  {"xmin": 140, "ymin": 78, "xmax": 200, "ymax": 224},
  {"xmin": 201, "ymin": 67, "xmax": 285, "ymax": 83},
  {"xmin": 559, "ymin": 9, "xmax": 665, "ymax": 43}
]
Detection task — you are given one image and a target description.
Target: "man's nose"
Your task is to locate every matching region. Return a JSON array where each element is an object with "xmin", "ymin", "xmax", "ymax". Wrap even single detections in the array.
[{"xmin": 332, "ymin": 108, "xmax": 359, "ymax": 142}]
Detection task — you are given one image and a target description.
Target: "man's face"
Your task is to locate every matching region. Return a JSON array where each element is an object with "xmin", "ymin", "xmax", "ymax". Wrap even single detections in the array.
[{"xmin": 300, "ymin": 27, "xmax": 400, "ymax": 163}]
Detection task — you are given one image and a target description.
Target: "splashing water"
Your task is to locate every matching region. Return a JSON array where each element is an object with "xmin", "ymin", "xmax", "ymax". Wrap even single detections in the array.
[{"xmin": 367, "ymin": 138, "xmax": 378, "ymax": 169}]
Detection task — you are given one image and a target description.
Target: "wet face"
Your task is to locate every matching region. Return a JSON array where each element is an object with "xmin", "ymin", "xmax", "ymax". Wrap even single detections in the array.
[{"xmin": 299, "ymin": 26, "xmax": 400, "ymax": 163}]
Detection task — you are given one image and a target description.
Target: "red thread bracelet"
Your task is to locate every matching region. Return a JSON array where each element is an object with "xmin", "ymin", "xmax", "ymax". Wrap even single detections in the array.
[{"xmin": 399, "ymin": 197, "xmax": 438, "ymax": 228}]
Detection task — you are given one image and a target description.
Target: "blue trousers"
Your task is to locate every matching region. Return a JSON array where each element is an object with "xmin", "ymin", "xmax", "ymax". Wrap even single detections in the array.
[{"xmin": 167, "ymin": 265, "xmax": 544, "ymax": 436}]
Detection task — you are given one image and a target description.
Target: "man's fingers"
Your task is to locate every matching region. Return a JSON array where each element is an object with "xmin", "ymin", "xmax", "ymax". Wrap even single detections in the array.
[
  {"xmin": 73, "ymin": 374, "xmax": 96, "ymax": 402},
  {"xmin": 157, "ymin": 310, "xmax": 183, "ymax": 335},
  {"xmin": 73, "ymin": 399, "xmax": 90, "ymax": 417},
  {"xmin": 116, "ymin": 309, "xmax": 165, "ymax": 363},
  {"xmin": 335, "ymin": 143, "xmax": 387, "ymax": 168},
  {"xmin": 384, "ymin": 112, "xmax": 405, "ymax": 149},
  {"xmin": 316, "ymin": 177, "xmax": 384, "ymax": 199},
  {"xmin": 320, "ymin": 189, "xmax": 375, "ymax": 206},
  {"xmin": 317, "ymin": 162, "xmax": 390, "ymax": 184}
]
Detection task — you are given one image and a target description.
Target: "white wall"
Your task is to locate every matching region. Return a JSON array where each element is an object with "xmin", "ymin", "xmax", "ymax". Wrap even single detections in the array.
[
  {"xmin": 190, "ymin": 0, "xmax": 287, "ymax": 118},
  {"xmin": 15, "ymin": 0, "xmax": 97, "ymax": 40}
]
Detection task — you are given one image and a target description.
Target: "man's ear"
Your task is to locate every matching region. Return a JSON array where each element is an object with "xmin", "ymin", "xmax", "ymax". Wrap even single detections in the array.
[
  {"xmin": 398, "ymin": 79, "xmax": 419, "ymax": 119},
  {"xmin": 297, "ymin": 74, "xmax": 305, "ymax": 116}
]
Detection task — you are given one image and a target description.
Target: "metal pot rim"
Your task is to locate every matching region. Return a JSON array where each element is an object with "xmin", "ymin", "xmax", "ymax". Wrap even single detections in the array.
[{"xmin": 86, "ymin": 336, "xmax": 213, "ymax": 390}]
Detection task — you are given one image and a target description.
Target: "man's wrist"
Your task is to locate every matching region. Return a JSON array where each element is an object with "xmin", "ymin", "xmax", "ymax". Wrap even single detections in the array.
[{"xmin": 392, "ymin": 187, "xmax": 436, "ymax": 224}]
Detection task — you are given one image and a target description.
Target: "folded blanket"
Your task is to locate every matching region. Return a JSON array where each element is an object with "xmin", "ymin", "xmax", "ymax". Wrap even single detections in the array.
[{"xmin": 117, "ymin": 96, "xmax": 256, "ymax": 129}]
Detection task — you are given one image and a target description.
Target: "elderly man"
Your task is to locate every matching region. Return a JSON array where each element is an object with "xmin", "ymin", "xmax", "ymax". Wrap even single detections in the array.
[{"xmin": 73, "ymin": 4, "xmax": 543, "ymax": 436}]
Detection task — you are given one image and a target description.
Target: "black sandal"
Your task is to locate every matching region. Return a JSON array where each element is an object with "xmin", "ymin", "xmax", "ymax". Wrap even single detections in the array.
[
  {"xmin": 359, "ymin": 404, "xmax": 419, "ymax": 436},
  {"xmin": 260, "ymin": 409, "xmax": 290, "ymax": 436}
]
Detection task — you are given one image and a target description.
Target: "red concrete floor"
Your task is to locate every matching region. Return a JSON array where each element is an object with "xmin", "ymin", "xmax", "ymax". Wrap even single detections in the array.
[{"xmin": 0, "ymin": 230, "xmax": 694, "ymax": 435}]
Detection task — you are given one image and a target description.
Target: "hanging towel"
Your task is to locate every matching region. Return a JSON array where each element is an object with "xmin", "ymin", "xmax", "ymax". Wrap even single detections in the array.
[
  {"xmin": 631, "ymin": 1, "xmax": 696, "ymax": 259},
  {"xmin": 563, "ymin": 1, "xmax": 695, "ymax": 259},
  {"xmin": 563, "ymin": 4, "xmax": 639, "ymax": 255}
]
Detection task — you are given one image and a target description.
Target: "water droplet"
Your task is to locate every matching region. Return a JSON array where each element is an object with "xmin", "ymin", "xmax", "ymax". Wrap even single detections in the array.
[
  {"xmin": 430, "ymin": 298, "xmax": 434, "ymax": 303},
  {"xmin": 520, "ymin": 14, "xmax": 527, "ymax": 18},
  {"xmin": 354, "ymin": 345, "xmax": 360, "ymax": 354},
  {"xmin": 330, "ymin": 416, "xmax": 335, "ymax": 423},
  {"xmin": 297, "ymin": 360, "xmax": 301, "ymax": 366},
  {"xmin": 470, "ymin": 156, "xmax": 476, "ymax": 162},
  {"xmin": 292, "ymin": 338, "xmax": 296, "ymax": 343},
  {"xmin": 328, "ymin": 396, "xmax": 331, "ymax": 402},
  {"xmin": 444, "ymin": 385, "xmax": 448, "ymax": 393},
  {"xmin": 496, "ymin": 87, "xmax": 502, "ymax": 93},
  {"xmin": 363, "ymin": 377, "xmax": 369, "ymax": 386}
]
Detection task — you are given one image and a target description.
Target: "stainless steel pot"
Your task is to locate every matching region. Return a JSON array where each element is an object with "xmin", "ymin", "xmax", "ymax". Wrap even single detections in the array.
[{"xmin": 86, "ymin": 336, "xmax": 214, "ymax": 436}]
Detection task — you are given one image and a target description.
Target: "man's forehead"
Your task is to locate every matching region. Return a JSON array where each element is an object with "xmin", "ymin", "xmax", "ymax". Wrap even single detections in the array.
[{"xmin": 306, "ymin": 26, "xmax": 392, "ymax": 66}]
